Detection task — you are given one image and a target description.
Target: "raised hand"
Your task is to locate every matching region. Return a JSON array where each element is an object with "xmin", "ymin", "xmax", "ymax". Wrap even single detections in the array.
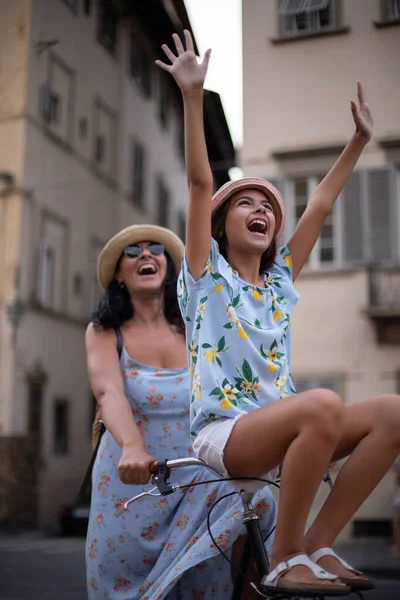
[
  {"xmin": 350, "ymin": 81, "xmax": 373, "ymax": 143},
  {"xmin": 155, "ymin": 30, "xmax": 211, "ymax": 95}
]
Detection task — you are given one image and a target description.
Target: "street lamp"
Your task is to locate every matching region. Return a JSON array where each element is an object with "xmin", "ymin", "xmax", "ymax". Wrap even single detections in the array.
[
  {"xmin": 5, "ymin": 297, "xmax": 24, "ymax": 346},
  {"xmin": 0, "ymin": 171, "xmax": 15, "ymax": 196}
]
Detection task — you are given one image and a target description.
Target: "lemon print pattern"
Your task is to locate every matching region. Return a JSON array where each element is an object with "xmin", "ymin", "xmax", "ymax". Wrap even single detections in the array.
[{"xmin": 178, "ymin": 238, "xmax": 299, "ymax": 439}]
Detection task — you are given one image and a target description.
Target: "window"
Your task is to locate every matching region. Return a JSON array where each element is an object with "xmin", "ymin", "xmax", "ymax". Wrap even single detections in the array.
[
  {"xmin": 292, "ymin": 175, "xmax": 335, "ymax": 264},
  {"xmin": 385, "ymin": 0, "xmax": 400, "ymax": 20},
  {"xmin": 87, "ymin": 237, "xmax": 105, "ymax": 314},
  {"xmin": 158, "ymin": 74, "xmax": 170, "ymax": 129},
  {"xmin": 39, "ymin": 84, "xmax": 60, "ymax": 124},
  {"xmin": 93, "ymin": 98, "xmax": 117, "ymax": 178},
  {"xmin": 95, "ymin": 134, "xmax": 106, "ymax": 163},
  {"xmin": 41, "ymin": 55, "xmax": 74, "ymax": 143},
  {"xmin": 27, "ymin": 384, "xmax": 43, "ymax": 436},
  {"xmin": 73, "ymin": 272, "xmax": 82, "ymax": 297},
  {"xmin": 97, "ymin": 0, "xmax": 118, "ymax": 54},
  {"xmin": 178, "ymin": 211, "xmax": 186, "ymax": 242},
  {"xmin": 131, "ymin": 139, "xmax": 146, "ymax": 208},
  {"xmin": 37, "ymin": 245, "xmax": 55, "ymax": 306},
  {"xmin": 294, "ymin": 377, "xmax": 343, "ymax": 395},
  {"xmin": 282, "ymin": 167, "xmax": 396, "ymax": 270},
  {"xmin": 157, "ymin": 175, "xmax": 170, "ymax": 227},
  {"xmin": 78, "ymin": 117, "xmax": 88, "ymax": 139},
  {"xmin": 84, "ymin": 0, "xmax": 92, "ymax": 15},
  {"xmin": 36, "ymin": 212, "xmax": 68, "ymax": 311},
  {"xmin": 279, "ymin": 0, "xmax": 338, "ymax": 37},
  {"xmin": 54, "ymin": 400, "xmax": 69, "ymax": 455},
  {"xmin": 130, "ymin": 37, "xmax": 152, "ymax": 98},
  {"xmin": 62, "ymin": 0, "xmax": 78, "ymax": 13}
]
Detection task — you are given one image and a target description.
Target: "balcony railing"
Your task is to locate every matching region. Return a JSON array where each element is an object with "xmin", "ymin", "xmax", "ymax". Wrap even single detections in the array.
[
  {"xmin": 368, "ymin": 266, "xmax": 400, "ymax": 310},
  {"xmin": 367, "ymin": 266, "xmax": 400, "ymax": 344}
]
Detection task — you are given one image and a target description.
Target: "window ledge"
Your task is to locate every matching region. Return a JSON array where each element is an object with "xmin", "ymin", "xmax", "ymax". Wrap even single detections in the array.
[
  {"xmin": 297, "ymin": 266, "xmax": 365, "ymax": 279},
  {"xmin": 272, "ymin": 142, "xmax": 347, "ymax": 161},
  {"xmin": 374, "ymin": 19, "xmax": 400, "ymax": 28},
  {"xmin": 378, "ymin": 136, "xmax": 400, "ymax": 149},
  {"xmin": 271, "ymin": 26, "xmax": 350, "ymax": 45},
  {"xmin": 90, "ymin": 164, "xmax": 118, "ymax": 190}
]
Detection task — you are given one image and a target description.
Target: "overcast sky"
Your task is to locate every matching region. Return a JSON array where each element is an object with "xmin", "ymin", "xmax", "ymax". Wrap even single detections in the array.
[{"xmin": 184, "ymin": 0, "xmax": 243, "ymax": 148}]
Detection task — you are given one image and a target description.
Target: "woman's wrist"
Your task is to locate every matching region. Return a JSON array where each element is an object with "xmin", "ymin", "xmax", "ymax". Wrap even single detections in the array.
[
  {"xmin": 122, "ymin": 439, "xmax": 146, "ymax": 452},
  {"xmin": 352, "ymin": 130, "xmax": 370, "ymax": 148},
  {"xmin": 182, "ymin": 87, "xmax": 204, "ymax": 101}
]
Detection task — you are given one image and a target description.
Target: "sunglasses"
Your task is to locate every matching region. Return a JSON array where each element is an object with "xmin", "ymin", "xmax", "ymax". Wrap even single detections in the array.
[{"xmin": 123, "ymin": 243, "xmax": 165, "ymax": 259}]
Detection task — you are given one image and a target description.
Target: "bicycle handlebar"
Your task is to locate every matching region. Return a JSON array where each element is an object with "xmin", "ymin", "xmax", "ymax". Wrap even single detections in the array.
[
  {"xmin": 149, "ymin": 457, "xmax": 223, "ymax": 478},
  {"xmin": 124, "ymin": 457, "xmax": 224, "ymax": 509}
]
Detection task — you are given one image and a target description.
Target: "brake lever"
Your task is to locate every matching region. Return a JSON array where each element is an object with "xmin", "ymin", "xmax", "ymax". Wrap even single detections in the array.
[
  {"xmin": 124, "ymin": 486, "xmax": 161, "ymax": 510},
  {"xmin": 152, "ymin": 459, "xmax": 176, "ymax": 495}
]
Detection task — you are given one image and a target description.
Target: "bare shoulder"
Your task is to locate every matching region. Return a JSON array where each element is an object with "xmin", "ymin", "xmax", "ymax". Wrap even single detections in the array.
[{"xmin": 85, "ymin": 323, "xmax": 115, "ymax": 351}]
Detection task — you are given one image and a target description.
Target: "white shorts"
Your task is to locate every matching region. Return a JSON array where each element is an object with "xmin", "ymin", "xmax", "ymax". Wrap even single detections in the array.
[{"xmin": 192, "ymin": 414, "xmax": 279, "ymax": 493}]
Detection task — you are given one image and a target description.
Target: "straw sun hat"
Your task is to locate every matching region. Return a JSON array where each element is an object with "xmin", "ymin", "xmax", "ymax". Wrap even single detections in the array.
[
  {"xmin": 97, "ymin": 224, "xmax": 185, "ymax": 290},
  {"xmin": 211, "ymin": 177, "xmax": 285, "ymax": 239}
]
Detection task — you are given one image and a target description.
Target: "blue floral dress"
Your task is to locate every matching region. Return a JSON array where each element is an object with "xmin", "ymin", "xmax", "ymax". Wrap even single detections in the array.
[
  {"xmin": 86, "ymin": 347, "xmax": 277, "ymax": 600},
  {"xmin": 177, "ymin": 239, "xmax": 299, "ymax": 439}
]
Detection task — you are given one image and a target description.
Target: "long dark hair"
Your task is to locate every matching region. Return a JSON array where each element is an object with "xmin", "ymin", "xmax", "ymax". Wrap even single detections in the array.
[
  {"xmin": 211, "ymin": 200, "xmax": 277, "ymax": 274},
  {"xmin": 91, "ymin": 251, "xmax": 184, "ymax": 334}
]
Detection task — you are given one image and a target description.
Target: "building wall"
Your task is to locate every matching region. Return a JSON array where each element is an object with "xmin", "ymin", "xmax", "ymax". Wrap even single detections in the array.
[
  {"xmin": 242, "ymin": 0, "xmax": 400, "ymax": 171},
  {"xmin": 242, "ymin": 0, "xmax": 400, "ymax": 540},
  {"xmin": 1, "ymin": 0, "xmax": 191, "ymax": 530},
  {"xmin": 0, "ymin": 0, "xmax": 31, "ymax": 437}
]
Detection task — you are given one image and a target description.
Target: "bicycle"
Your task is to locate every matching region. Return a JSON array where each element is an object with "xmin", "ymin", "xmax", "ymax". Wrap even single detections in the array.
[{"xmin": 124, "ymin": 457, "xmax": 364, "ymax": 600}]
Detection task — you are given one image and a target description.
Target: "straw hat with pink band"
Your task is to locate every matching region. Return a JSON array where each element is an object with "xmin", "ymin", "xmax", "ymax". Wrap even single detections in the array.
[{"xmin": 211, "ymin": 177, "xmax": 285, "ymax": 240}]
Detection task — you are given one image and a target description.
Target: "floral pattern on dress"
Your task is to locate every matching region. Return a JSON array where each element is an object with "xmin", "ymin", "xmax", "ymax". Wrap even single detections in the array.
[{"xmin": 86, "ymin": 352, "xmax": 277, "ymax": 600}]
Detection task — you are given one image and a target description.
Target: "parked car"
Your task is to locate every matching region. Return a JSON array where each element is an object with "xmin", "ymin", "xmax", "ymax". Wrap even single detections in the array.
[{"xmin": 58, "ymin": 493, "xmax": 91, "ymax": 536}]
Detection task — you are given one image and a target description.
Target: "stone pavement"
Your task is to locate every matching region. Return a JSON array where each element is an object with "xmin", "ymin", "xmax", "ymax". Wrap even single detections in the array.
[{"xmin": 0, "ymin": 532, "xmax": 399, "ymax": 599}]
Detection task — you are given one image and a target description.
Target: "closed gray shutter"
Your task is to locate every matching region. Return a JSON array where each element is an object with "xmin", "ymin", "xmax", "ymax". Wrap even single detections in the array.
[
  {"xmin": 342, "ymin": 172, "xmax": 364, "ymax": 264},
  {"xmin": 367, "ymin": 168, "xmax": 392, "ymax": 263}
]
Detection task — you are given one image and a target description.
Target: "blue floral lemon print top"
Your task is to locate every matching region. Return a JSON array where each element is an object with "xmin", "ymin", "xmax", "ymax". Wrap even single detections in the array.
[{"xmin": 178, "ymin": 239, "xmax": 300, "ymax": 439}]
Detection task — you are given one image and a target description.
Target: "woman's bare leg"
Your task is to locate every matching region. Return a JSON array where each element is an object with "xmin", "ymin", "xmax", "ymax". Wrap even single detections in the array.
[
  {"xmin": 305, "ymin": 394, "xmax": 400, "ymax": 578},
  {"xmin": 224, "ymin": 388, "xmax": 345, "ymax": 587}
]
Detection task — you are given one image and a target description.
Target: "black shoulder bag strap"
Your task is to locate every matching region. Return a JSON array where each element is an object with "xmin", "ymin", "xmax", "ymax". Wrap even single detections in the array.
[{"xmin": 78, "ymin": 328, "xmax": 123, "ymax": 500}]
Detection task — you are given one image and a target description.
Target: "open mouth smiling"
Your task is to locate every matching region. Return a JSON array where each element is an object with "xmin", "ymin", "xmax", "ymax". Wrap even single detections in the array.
[
  {"xmin": 138, "ymin": 263, "xmax": 157, "ymax": 275},
  {"xmin": 247, "ymin": 218, "xmax": 268, "ymax": 235}
]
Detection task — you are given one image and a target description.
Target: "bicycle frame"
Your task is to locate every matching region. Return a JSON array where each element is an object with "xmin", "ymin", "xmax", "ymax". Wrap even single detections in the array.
[{"xmin": 124, "ymin": 459, "xmax": 343, "ymax": 600}]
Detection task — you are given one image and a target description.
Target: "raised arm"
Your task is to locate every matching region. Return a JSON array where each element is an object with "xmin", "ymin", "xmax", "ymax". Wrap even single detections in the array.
[
  {"xmin": 288, "ymin": 81, "xmax": 373, "ymax": 281},
  {"xmin": 85, "ymin": 324, "xmax": 154, "ymax": 485},
  {"xmin": 156, "ymin": 31, "xmax": 213, "ymax": 281}
]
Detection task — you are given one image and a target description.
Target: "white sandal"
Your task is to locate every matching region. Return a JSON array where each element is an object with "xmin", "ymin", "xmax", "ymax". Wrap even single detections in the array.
[
  {"xmin": 260, "ymin": 553, "xmax": 350, "ymax": 596},
  {"xmin": 309, "ymin": 547, "xmax": 375, "ymax": 591}
]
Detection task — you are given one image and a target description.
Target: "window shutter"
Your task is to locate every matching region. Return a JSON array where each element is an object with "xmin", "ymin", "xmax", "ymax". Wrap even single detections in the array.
[
  {"xmin": 37, "ymin": 243, "xmax": 50, "ymax": 305},
  {"xmin": 342, "ymin": 172, "xmax": 364, "ymax": 264},
  {"xmin": 268, "ymin": 177, "xmax": 288, "ymax": 243},
  {"xmin": 367, "ymin": 168, "xmax": 392, "ymax": 263}
]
